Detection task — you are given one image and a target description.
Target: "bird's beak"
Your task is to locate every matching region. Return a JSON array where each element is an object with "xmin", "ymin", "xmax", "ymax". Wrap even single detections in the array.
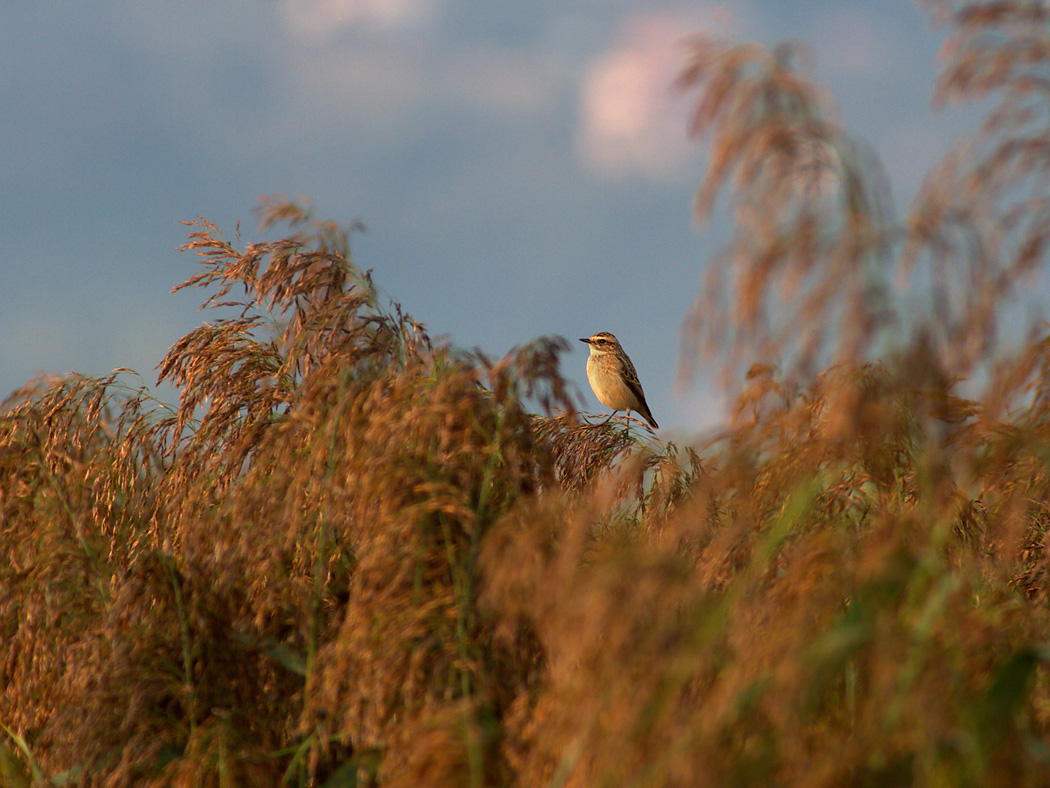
[{"xmin": 579, "ymin": 338, "xmax": 590, "ymax": 344}]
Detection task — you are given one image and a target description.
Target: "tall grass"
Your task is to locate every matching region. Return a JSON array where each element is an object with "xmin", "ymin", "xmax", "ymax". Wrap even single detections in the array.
[{"xmin": 4, "ymin": 2, "xmax": 1050, "ymax": 785}]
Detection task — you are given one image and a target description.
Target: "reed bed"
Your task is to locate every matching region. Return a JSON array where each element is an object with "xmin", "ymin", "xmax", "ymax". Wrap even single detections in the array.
[{"xmin": 5, "ymin": 2, "xmax": 1050, "ymax": 785}]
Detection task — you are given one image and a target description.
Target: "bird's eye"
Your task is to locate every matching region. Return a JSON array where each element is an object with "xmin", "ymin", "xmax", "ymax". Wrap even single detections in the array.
[{"xmin": 597, "ymin": 339, "xmax": 605, "ymax": 344}]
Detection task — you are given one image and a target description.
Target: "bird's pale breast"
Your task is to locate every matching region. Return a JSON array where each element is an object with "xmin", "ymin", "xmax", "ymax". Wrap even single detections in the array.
[{"xmin": 587, "ymin": 355, "xmax": 641, "ymax": 411}]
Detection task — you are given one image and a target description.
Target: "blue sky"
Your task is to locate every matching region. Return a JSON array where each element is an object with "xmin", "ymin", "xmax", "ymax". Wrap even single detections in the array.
[{"xmin": 1, "ymin": 1, "xmax": 975, "ymax": 432}]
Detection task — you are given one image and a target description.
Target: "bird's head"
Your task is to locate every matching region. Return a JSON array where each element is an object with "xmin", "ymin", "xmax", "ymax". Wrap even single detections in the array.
[{"xmin": 579, "ymin": 331, "xmax": 620, "ymax": 355}]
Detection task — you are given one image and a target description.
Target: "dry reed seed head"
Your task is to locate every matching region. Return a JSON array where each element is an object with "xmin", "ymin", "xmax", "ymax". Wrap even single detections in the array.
[
  {"xmin": 484, "ymin": 336, "xmax": 576, "ymax": 420},
  {"xmin": 378, "ymin": 699, "xmax": 505, "ymax": 788},
  {"xmin": 498, "ymin": 474, "xmax": 1042, "ymax": 786},
  {"xmin": 677, "ymin": 35, "xmax": 909, "ymax": 391},
  {"xmin": 530, "ymin": 412, "xmax": 636, "ymax": 492},
  {"xmin": 23, "ymin": 554, "xmax": 282, "ymax": 785},
  {"xmin": 293, "ymin": 347, "xmax": 554, "ymax": 754}
]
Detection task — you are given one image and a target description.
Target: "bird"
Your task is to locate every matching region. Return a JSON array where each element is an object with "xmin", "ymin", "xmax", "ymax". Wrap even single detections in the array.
[{"xmin": 579, "ymin": 331, "xmax": 658, "ymax": 430}]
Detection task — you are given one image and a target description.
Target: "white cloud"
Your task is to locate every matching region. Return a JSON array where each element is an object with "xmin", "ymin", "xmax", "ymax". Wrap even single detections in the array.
[
  {"xmin": 576, "ymin": 6, "xmax": 734, "ymax": 181},
  {"xmin": 255, "ymin": 30, "xmax": 563, "ymax": 158},
  {"xmin": 281, "ymin": 0, "xmax": 435, "ymax": 41}
]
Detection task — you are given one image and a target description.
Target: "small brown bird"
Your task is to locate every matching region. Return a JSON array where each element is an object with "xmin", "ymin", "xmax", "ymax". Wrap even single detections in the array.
[{"xmin": 580, "ymin": 331, "xmax": 658, "ymax": 430}]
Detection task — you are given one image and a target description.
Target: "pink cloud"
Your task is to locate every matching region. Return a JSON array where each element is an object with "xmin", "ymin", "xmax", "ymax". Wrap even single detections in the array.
[
  {"xmin": 282, "ymin": 0, "xmax": 434, "ymax": 40},
  {"xmin": 577, "ymin": 6, "xmax": 734, "ymax": 180}
]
